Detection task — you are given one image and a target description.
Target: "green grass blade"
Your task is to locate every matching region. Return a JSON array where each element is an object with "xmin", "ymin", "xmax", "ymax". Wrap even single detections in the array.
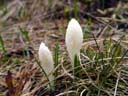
[
  {"xmin": 74, "ymin": 54, "xmax": 80, "ymax": 77},
  {"xmin": 0, "ymin": 34, "xmax": 6, "ymax": 54},
  {"xmin": 54, "ymin": 42, "xmax": 59, "ymax": 78}
]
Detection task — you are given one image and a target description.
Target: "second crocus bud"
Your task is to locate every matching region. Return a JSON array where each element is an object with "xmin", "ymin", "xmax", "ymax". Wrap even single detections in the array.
[{"xmin": 38, "ymin": 42, "xmax": 54, "ymax": 88}]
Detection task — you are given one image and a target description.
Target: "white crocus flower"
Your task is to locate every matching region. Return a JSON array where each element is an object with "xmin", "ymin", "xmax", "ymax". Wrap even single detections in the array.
[
  {"xmin": 65, "ymin": 18, "xmax": 83, "ymax": 73},
  {"xmin": 38, "ymin": 42, "xmax": 54, "ymax": 88}
]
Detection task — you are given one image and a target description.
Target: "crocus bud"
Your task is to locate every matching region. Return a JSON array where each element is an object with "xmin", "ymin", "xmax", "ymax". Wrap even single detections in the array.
[
  {"xmin": 38, "ymin": 42, "xmax": 54, "ymax": 88},
  {"xmin": 65, "ymin": 18, "xmax": 83, "ymax": 72}
]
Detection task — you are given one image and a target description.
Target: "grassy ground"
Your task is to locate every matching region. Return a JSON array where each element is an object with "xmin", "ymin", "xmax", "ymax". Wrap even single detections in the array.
[{"xmin": 0, "ymin": 0, "xmax": 128, "ymax": 96}]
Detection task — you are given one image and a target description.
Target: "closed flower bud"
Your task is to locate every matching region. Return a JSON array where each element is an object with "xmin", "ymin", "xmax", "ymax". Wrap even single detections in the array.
[
  {"xmin": 65, "ymin": 18, "xmax": 83, "ymax": 72},
  {"xmin": 38, "ymin": 42, "xmax": 54, "ymax": 87}
]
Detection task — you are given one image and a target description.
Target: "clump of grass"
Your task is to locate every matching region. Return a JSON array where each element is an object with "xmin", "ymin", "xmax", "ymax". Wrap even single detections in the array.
[
  {"xmin": 33, "ymin": 21, "xmax": 128, "ymax": 95},
  {"xmin": 70, "ymin": 34, "xmax": 128, "ymax": 96}
]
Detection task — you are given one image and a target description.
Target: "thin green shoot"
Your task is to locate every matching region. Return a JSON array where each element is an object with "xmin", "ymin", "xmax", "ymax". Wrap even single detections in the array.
[
  {"xmin": 18, "ymin": 6, "xmax": 26, "ymax": 20},
  {"xmin": 48, "ymin": 0, "xmax": 52, "ymax": 10},
  {"xmin": 54, "ymin": 42, "xmax": 59, "ymax": 78},
  {"xmin": 117, "ymin": 49, "xmax": 128, "ymax": 65},
  {"xmin": 87, "ymin": 18, "xmax": 92, "ymax": 26},
  {"xmin": 0, "ymin": 34, "xmax": 6, "ymax": 55},
  {"xmin": 64, "ymin": 6, "xmax": 70, "ymax": 19},
  {"xmin": 74, "ymin": 54, "xmax": 80, "ymax": 77},
  {"xmin": 19, "ymin": 28, "xmax": 30, "ymax": 42},
  {"xmin": 83, "ymin": 27, "xmax": 90, "ymax": 39},
  {"xmin": 19, "ymin": 28, "xmax": 31, "ymax": 59},
  {"xmin": 73, "ymin": 0, "xmax": 78, "ymax": 19}
]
